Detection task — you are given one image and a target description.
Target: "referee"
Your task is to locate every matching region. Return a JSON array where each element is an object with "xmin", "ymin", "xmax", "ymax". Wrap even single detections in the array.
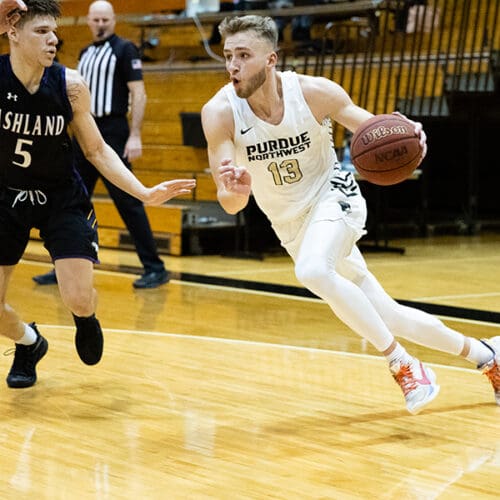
[{"xmin": 34, "ymin": 0, "xmax": 169, "ymax": 289}]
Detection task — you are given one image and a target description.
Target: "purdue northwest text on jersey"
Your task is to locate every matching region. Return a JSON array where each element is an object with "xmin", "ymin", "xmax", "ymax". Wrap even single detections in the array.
[{"xmin": 246, "ymin": 132, "xmax": 312, "ymax": 161}]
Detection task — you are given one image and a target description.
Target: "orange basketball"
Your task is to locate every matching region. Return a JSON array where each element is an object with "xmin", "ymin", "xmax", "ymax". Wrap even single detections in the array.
[{"xmin": 350, "ymin": 114, "xmax": 423, "ymax": 186}]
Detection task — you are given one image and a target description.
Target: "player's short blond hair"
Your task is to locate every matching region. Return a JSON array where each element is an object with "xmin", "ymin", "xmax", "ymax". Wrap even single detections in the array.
[{"xmin": 219, "ymin": 15, "xmax": 278, "ymax": 50}]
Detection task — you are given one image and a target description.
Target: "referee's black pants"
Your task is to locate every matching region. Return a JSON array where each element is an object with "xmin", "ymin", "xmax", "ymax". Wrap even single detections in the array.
[{"xmin": 74, "ymin": 115, "xmax": 165, "ymax": 275}]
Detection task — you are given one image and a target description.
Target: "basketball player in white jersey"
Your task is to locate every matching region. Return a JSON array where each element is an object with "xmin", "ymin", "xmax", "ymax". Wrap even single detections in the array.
[{"xmin": 201, "ymin": 15, "xmax": 500, "ymax": 414}]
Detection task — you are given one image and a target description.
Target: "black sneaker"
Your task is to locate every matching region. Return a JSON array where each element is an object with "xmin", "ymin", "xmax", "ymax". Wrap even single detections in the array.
[
  {"xmin": 6, "ymin": 323, "xmax": 48, "ymax": 388},
  {"xmin": 32, "ymin": 269, "xmax": 57, "ymax": 285},
  {"xmin": 74, "ymin": 315, "xmax": 104, "ymax": 366},
  {"xmin": 133, "ymin": 269, "xmax": 170, "ymax": 289}
]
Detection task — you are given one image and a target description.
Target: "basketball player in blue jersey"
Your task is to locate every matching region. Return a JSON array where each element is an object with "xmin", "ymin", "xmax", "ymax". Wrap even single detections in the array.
[
  {"xmin": 0, "ymin": 0, "xmax": 195, "ymax": 388},
  {"xmin": 201, "ymin": 15, "xmax": 500, "ymax": 414}
]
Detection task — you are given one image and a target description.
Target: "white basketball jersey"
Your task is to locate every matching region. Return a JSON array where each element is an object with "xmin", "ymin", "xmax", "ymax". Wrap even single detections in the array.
[{"xmin": 224, "ymin": 71, "xmax": 345, "ymax": 225}]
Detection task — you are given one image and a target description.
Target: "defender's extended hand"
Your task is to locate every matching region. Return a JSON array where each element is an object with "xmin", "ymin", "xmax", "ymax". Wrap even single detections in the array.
[{"xmin": 143, "ymin": 179, "xmax": 196, "ymax": 206}]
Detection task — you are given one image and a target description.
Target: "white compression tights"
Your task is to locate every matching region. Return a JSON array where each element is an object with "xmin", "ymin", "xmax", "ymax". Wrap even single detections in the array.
[{"xmin": 293, "ymin": 218, "xmax": 466, "ymax": 355}]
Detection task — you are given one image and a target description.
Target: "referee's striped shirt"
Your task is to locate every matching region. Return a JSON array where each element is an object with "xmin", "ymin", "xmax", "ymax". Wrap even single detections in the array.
[{"xmin": 77, "ymin": 34, "xmax": 143, "ymax": 118}]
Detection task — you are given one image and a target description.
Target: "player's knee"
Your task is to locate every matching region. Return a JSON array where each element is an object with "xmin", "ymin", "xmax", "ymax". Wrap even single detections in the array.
[
  {"xmin": 60, "ymin": 288, "xmax": 94, "ymax": 317},
  {"xmin": 0, "ymin": 302, "xmax": 14, "ymax": 321},
  {"xmin": 295, "ymin": 258, "xmax": 332, "ymax": 291}
]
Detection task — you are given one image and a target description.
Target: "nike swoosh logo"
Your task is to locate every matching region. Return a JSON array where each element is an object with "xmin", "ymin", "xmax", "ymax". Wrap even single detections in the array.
[
  {"xmin": 415, "ymin": 362, "xmax": 432, "ymax": 385},
  {"xmin": 241, "ymin": 127, "xmax": 253, "ymax": 135}
]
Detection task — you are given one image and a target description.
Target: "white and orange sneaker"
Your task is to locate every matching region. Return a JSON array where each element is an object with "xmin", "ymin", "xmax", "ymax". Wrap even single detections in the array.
[
  {"xmin": 390, "ymin": 358, "xmax": 440, "ymax": 414},
  {"xmin": 478, "ymin": 337, "xmax": 500, "ymax": 406}
]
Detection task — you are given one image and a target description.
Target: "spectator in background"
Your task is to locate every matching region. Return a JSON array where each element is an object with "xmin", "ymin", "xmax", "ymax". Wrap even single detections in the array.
[
  {"xmin": 208, "ymin": 0, "xmax": 314, "ymax": 45},
  {"xmin": 272, "ymin": 0, "xmax": 313, "ymax": 42},
  {"xmin": 394, "ymin": 0, "xmax": 427, "ymax": 33},
  {"xmin": 208, "ymin": 0, "xmax": 236, "ymax": 44},
  {"xmin": 33, "ymin": 0, "xmax": 169, "ymax": 289}
]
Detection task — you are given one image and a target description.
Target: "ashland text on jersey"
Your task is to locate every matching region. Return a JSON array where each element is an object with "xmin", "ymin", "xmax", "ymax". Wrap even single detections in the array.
[
  {"xmin": 0, "ymin": 55, "xmax": 74, "ymax": 190},
  {"xmin": 0, "ymin": 108, "xmax": 65, "ymax": 136}
]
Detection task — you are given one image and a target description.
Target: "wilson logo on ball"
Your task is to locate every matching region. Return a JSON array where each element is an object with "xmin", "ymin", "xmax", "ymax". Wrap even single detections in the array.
[{"xmin": 360, "ymin": 125, "xmax": 409, "ymax": 146}]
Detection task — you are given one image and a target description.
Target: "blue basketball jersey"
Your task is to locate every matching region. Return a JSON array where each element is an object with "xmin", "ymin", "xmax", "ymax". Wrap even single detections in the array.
[{"xmin": 0, "ymin": 55, "xmax": 75, "ymax": 189}]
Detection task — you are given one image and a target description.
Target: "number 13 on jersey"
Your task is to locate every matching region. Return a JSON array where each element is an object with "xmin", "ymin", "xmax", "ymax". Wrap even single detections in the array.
[{"xmin": 267, "ymin": 159, "xmax": 303, "ymax": 185}]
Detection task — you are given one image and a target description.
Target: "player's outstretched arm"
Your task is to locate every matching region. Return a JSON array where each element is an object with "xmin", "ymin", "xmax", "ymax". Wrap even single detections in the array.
[
  {"xmin": 201, "ymin": 92, "xmax": 251, "ymax": 215},
  {"xmin": 67, "ymin": 69, "xmax": 195, "ymax": 205},
  {"xmin": 0, "ymin": 0, "xmax": 26, "ymax": 34}
]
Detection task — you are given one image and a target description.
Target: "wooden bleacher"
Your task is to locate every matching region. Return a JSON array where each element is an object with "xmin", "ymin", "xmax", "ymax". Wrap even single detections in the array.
[{"xmin": 90, "ymin": 69, "xmax": 228, "ymax": 255}]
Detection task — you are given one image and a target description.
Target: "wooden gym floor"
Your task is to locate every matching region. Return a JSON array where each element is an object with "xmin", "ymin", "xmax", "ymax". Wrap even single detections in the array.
[{"xmin": 1, "ymin": 233, "xmax": 499, "ymax": 498}]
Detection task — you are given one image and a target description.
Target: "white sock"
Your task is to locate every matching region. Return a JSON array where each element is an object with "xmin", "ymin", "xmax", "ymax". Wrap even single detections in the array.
[
  {"xmin": 16, "ymin": 324, "xmax": 38, "ymax": 346},
  {"xmin": 386, "ymin": 342, "xmax": 413, "ymax": 366},
  {"xmin": 465, "ymin": 338, "xmax": 494, "ymax": 367}
]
